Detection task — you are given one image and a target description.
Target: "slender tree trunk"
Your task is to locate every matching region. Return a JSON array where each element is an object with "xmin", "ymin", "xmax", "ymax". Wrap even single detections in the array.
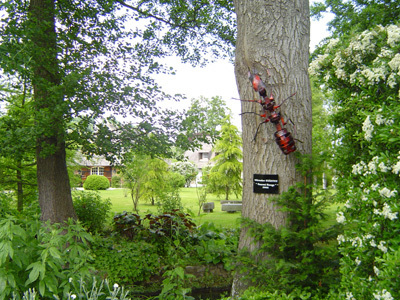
[
  {"xmin": 29, "ymin": 0, "xmax": 76, "ymax": 222},
  {"xmin": 232, "ymin": 0, "xmax": 312, "ymax": 296}
]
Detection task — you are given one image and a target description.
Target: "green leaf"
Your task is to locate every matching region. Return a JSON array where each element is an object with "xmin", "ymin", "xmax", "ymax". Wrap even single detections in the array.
[
  {"xmin": 175, "ymin": 266, "xmax": 185, "ymax": 280},
  {"xmin": 0, "ymin": 276, "xmax": 6, "ymax": 294},
  {"xmin": 48, "ymin": 246, "xmax": 61, "ymax": 259},
  {"xmin": 39, "ymin": 280, "xmax": 45, "ymax": 296},
  {"xmin": 25, "ymin": 261, "xmax": 45, "ymax": 285}
]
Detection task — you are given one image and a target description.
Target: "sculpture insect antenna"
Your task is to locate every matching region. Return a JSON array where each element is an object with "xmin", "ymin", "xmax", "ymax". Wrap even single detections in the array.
[{"xmin": 241, "ymin": 70, "xmax": 298, "ymax": 155}]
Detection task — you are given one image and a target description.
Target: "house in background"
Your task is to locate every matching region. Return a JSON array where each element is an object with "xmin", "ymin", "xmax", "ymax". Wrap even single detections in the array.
[
  {"xmin": 76, "ymin": 155, "xmax": 118, "ymax": 184},
  {"xmin": 184, "ymin": 143, "xmax": 217, "ymax": 185},
  {"xmin": 74, "ymin": 143, "xmax": 217, "ymax": 187}
]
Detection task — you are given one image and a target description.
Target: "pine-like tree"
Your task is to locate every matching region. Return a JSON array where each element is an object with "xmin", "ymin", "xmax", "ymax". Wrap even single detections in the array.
[{"xmin": 205, "ymin": 116, "xmax": 242, "ymax": 200}]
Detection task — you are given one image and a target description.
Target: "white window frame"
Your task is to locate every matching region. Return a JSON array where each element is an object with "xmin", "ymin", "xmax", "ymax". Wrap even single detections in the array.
[{"xmin": 91, "ymin": 167, "xmax": 104, "ymax": 176}]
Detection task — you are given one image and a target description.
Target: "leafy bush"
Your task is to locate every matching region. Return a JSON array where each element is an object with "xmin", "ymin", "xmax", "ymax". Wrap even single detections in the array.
[
  {"xmin": 191, "ymin": 222, "xmax": 238, "ymax": 268},
  {"xmin": 311, "ymin": 24, "xmax": 400, "ymax": 299},
  {"xmin": 83, "ymin": 175, "xmax": 109, "ymax": 190},
  {"xmin": 73, "ymin": 191, "xmax": 112, "ymax": 233},
  {"xmin": 111, "ymin": 175, "xmax": 122, "ymax": 188},
  {"xmin": 0, "ymin": 216, "xmax": 93, "ymax": 299},
  {"xmin": 158, "ymin": 189, "xmax": 184, "ymax": 213},
  {"xmin": 113, "ymin": 210, "xmax": 196, "ymax": 243}
]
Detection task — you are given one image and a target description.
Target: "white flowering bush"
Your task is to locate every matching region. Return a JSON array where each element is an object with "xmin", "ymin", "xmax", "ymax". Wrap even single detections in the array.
[{"xmin": 310, "ymin": 24, "xmax": 400, "ymax": 299}]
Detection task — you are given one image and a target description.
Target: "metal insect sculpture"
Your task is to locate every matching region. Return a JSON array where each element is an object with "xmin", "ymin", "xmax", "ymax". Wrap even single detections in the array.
[{"xmin": 240, "ymin": 72, "xmax": 297, "ymax": 155}]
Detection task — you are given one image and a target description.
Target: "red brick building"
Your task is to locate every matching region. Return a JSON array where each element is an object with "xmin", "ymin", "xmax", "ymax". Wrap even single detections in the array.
[{"xmin": 76, "ymin": 155, "xmax": 118, "ymax": 184}]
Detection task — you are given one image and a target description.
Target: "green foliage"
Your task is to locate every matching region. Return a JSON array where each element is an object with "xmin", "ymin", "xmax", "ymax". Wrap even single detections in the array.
[
  {"xmin": 222, "ymin": 287, "xmax": 319, "ymax": 300},
  {"xmin": 158, "ymin": 266, "xmax": 194, "ymax": 300},
  {"xmin": 158, "ymin": 189, "xmax": 184, "ymax": 213},
  {"xmin": 0, "ymin": 92, "xmax": 37, "ymax": 212},
  {"xmin": 235, "ymin": 155, "xmax": 341, "ymax": 298},
  {"xmin": 166, "ymin": 172, "xmax": 186, "ymax": 190},
  {"xmin": 310, "ymin": 23, "xmax": 400, "ymax": 299},
  {"xmin": 72, "ymin": 191, "xmax": 112, "ymax": 233},
  {"xmin": 203, "ymin": 116, "xmax": 242, "ymax": 200},
  {"xmin": 1, "ymin": 0, "xmax": 235, "ymax": 161},
  {"xmin": 91, "ymin": 237, "xmax": 161, "ymax": 285},
  {"xmin": 178, "ymin": 96, "xmax": 230, "ymax": 147},
  {"xmin": 83, "ymin": 175, "xmax": 110, "ymax": 191},
  {"xmin": 113, "ymin": 210, "xmax": 196, "ymax": 245},
  {"xmin": 170, "ymin": 161, "xmax": 198, "ymax": 187},
  {"xmin": 122, "ymin": 153, "xmax": 171, "ymax": 210},
  {"xmin": 0, "ymin": 192, "xmax": 16, "ymax": 217},
  {"xmin": 0, "ymin": 216, "xmax": 93, "ymax": 299},
  {"xmin": 311, "ymin": 0, "xmax": 400, "ymax": 37},
  {"xmin": 191, "ymin": 222, "xmax": 238, "ymax": 269},
  {"xmin": 195, "ymin": 186, "xmax": 208, "ymax": 216},
  {"xmin": 111, "ymin": 175, "xmax": 122, "ymax": 188}
]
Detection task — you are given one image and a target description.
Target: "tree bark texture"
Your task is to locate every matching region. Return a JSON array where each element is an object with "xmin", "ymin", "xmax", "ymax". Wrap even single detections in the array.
[
  {"xmin": 29, "ymin": 0, "xmax": 77, "ymax": 222},
  {"xmin": 232, "ymin": 0, "xmax": 311, "ymax": 295}
]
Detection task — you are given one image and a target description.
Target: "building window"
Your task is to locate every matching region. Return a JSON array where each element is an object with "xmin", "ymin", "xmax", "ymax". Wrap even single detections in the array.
[
  {"xmin": 91, "ymin": 167, "xmax": 104, "ymax": 176},
  {"xmin": 199, "ymin": 152, "xmax": 209, "ymax": 161}
]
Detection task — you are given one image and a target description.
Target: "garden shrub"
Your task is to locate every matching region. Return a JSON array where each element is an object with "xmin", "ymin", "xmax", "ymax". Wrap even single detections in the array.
[
  {"xmin": 73, "ymin": 191, "xmax": 112, "ymax": 233},
  {"xmin": 311, "ymin": 24, "xmax": 400, "ymax": 299},
  {"xmin": 158, "ymin": 189, "xmax": 184, "ymax": 213},
  {"xmin": 0, "ymin": 216, "xmax": 93, "ymax": 299},
  {"xmin": 111, "ymin": 175, "xmax": 122, "ymax": 188},
  {"xmin": 113, "ymin": 210, "xmax": 196, "ymax": 242},
  {"xmin": 83, "ymin": 175, "xmax": 109, "ymax": 190},
  {"xmin": 191, "ymin": 222, "xmax": 238, "ymax": 269}
]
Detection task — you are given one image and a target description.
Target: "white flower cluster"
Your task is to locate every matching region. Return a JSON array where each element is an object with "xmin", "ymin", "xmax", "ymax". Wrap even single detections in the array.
[
  {"xmin": 309, "ymin": 24, "xmax": 400, "ymax": 98},
  {"xmin": 373, "ymin": 203, "xmax": 398, "ymax": 220},
  {"xmin": 352, "ymin": 156, "xmax": 395, "ymax": 176},
  {"xmin": 309, "ymin": 54, "xmax": 329, "ymax": 76},
  {"xmin": 387, "ymin": 24, "xmax": 400, "ymax": 47},
  {"xmin": 379, "ymin": 187, "xmax": 397, "ymax": 198},
  {"xmin": 375, "ymin": 114, "xmax": 394, "ymax": 126},
  {"xmin": 352, "ymin": 161, "xmax": 367, "ymax": 175},
  {"xmin": 392, "ymin": 152, "xmax": 400, "ymax": 175},
  {"xmin": 377, "ymin": 241, "xmax": 388, "ymax": 253},
  {"xmin": 362, "ymin": 115, "xmax": 374, "ymax": 141},
  {"xmin": 388, "ymin": 53, "xmax": 400, "ymax": 75},
  {"xmin": 373, "ymin": 289, "xmax": 394, "ymax": 300},
  {"xmin": 336, "ymin": 211, "xmax": 346, "ymax": 223}
]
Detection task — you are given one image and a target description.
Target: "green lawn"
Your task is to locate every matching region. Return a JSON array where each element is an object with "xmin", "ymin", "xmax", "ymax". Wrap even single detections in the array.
[
  {"xmin": 94, "ymin": 187, "xmax": 339, "ymax": 229},
  {"xmin": 96, "ymin": 187, "xmax": 243, "ymax": 228}
]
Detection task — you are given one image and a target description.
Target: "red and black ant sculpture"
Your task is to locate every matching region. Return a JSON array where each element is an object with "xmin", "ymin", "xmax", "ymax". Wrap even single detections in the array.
[{"xmin": 238, "ymin": 71, "xmax": 297, "ymax": 155}]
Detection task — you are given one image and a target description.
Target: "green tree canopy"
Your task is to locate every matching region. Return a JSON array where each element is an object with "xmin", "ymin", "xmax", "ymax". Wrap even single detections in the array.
[
  {"xmin": 0, "ymin": 0, "xmax": 236, "ymax": 222},
  {"xmin": 311, "ymin": 0, "xmax": 400, "ymax": 37},
  {"xmin": 178, "ymin": 96, "xmax": 231, "ymax": 146},
  {"xmin": 204, "ymin": 116, "xmax": 242, "ymax": 200}
]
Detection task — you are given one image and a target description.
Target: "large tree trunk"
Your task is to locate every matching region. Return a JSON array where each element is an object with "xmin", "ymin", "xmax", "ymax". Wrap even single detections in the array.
[
  {"xmin": 29, "ymin": 0, "xmax": 77, "ymax": 223},
  {"xmin": 232, "ymin": 0, "xmax": 312, "ymax": 295}
]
